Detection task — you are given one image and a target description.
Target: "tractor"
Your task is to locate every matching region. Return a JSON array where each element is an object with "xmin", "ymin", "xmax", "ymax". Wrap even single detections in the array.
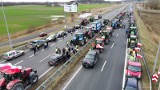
[
  {"xmin": 103, "ymin": 19, "xmax": 110, "ymax": 25},
  {"xmin": 128, "ymin": 35, "xmax": 138, "ymax": 48},
  {"xmin": 83, "ymin": 27, "xmax": 94, "ymax": 39},
  {"xmin": 92, "ymin": 38, "xmax": 105, "ymax": 53},
  {"xmin": 100, "ymin": 29, "xmax": 111, "ymax": 45},
  {"xmin": 89, "ymin": 16, "xmax": 95, "ymax": 22},
  {"xmin": 80, "ymin": 19, "xmax": 89, "ymax": 26},
  {"xmin": 73, "ymin": 31, "xmax": 87, "ymax": 46},
  {"xmin": 0, "ymin": 63, "xmax": 38, "ymax": 90},
  {"xmin": 127, "ymin": 26, "xmax": 138, "ymax": 38}
]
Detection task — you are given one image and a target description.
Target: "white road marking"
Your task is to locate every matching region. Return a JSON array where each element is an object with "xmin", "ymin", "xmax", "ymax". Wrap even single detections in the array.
[
  {"xmin": 58, "ymin": 40, "xmax": 62, "ymax": 42},
  {"xmin": 63, "ymin": 66, "xmax": 82, "ymax": 90},
  {"xmin": 51, "ymin": 43, "xmax": 55, "ymax": 47},
  {"xmin": 101, "ymin": 61, "xmax": 107, "ymax": 72},
  {"xmin": 41, "ymin": 49, "xmax": 44, "ymax": 51},
  {"xmin": 40, "ymin": 54, "xmax": 52, "ymax": 62},
  {"xmin": 116, "ymin": 34, "xmax": 119, "ymax": 37},
  {"xmin": 14, "ymin": 60, "xmax": 23, "ymax": 66},
  {"xmin": 0, "ymin": 60, "xmax": 6, "ymax": 63},
  {"xmin": 24, "ymin": 50, "xmax": 29, "ymax": 52},
  {"xmin": 122, "ymin": 39, "xmax": 128, "ymax": 90},
  {"xmin": 39, "ymin": 67, "xmax": 53, "ymax": 79},
  {"xmin": 29, "ymin": 54, "xmax": 34, "ymax": 58},
  {"xmin": 111, "ymin": 43, "xmax": 114, "ymax": 48}
]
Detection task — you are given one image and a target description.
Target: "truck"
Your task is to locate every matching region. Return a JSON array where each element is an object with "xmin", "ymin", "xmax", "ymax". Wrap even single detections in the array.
[{"xmin": 91, "ymin": 21, "xmax": 102, "ymax": 33}]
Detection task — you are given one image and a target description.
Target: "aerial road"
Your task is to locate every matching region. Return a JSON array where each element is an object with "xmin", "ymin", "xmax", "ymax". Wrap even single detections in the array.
[
  {"xmin": 0, "ymin": 3, "xmax": 129, "ymax": 90},
  {"xmin": 62, "ymin": 5, "xmax": 131, "ymax": 90}
]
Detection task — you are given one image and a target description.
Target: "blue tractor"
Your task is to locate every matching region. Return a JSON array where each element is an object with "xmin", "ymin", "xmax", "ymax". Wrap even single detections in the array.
[{"xmin": 73, "ymin": 31, "xmax": 87, "ymax": 46}]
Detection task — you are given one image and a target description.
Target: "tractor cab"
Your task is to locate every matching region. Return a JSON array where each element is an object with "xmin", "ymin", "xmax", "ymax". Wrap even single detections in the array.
[
  {"xmin": 93, "ymin": 38, "xmax": 105, "ymax": 53},
  {"xmin": 73, "ymin": 31, "xmax": 87, "ymax": 46},
  {"xmin": 83, "ymin": 27, "xmax": 94, "ymax": 39},
  {"xmin": 128, "ymin": 35, "xmax": 138, "ymax": 48},
  {"xmin": 89, "ymin": 16, "xmax": 95, "ymax": 22},
  {"xmin": 100, "ymin": 30, "xmax": 110, "ymax": 44}
]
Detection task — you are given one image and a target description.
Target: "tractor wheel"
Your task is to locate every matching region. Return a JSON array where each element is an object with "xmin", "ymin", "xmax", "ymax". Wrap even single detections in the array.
[
  {"xmin": 11, "ymin": 83, "xmax": 24, "ymax": 90},
  {"xmin": 29, "ymin": 72, "xmax": 39, "ymax": 85}
]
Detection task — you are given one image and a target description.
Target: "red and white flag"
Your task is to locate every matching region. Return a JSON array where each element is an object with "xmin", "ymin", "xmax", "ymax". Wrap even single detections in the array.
[
  {"xmin": 136, "ymin": 53, "xmax": 143, "ymax": 59},
  {"xmin": 135, "ymin": 47, "xmax": 141, "ymax": 52},
  {"xmin": 152, "ymin": 74, "xmax": 159, "ymax": 83},
  {"xmin": 138, "ymin": 43, "xmax": 142, "ymax": 48},
  {"xmin": 96, "ymin": 44, "xmax": 104, "ymax": 49}
]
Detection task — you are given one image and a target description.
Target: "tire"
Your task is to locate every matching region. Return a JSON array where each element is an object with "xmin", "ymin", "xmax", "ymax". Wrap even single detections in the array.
[
  {"xmin": 11, "ymin": 83, "xmax": 24, "ymax": 90},
  {"xmin": 29, "ymin": 72, "xmax": 38, "ymax": 85},
  {"xmin": 48, "ymin": 61, "xmax": 54, "ymax": 66}
]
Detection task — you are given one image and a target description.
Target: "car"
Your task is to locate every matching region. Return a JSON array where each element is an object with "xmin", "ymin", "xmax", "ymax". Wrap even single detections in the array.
[
  {"xmin": 66, "ymin": 27, "xmax": 75, "ymax": 33},
  {"xmin": 27, "ymin": 40, "xmax": 46, "ymax": 50},
  {"xmin": 56, "ymin": 31, "xmax": 67, "ymax": 38},
  {"xmin": 46, "ymin": 34, "xmax": 57, "ymax": 42},
  {"xmin": 0, "ymin": 63, "xmax": 38, "ymax": 90},
  {"xmin": 2, "ymin": 50, "xmax": 24, "ymax": 60},
  {"xmin": 74, "ymin": 24, "xmax": 81, "ymax": 29},
  {"xmin": 48, "ymin": 54, "xmax": 67, "ymax": 66},
  {"xmin": 82, "ymin": 50, "xmax": 99, "ymax": 68},
  {"xmin": 126, "ymin": 61, "xmax": 142, "ymax": 79},
  {"xmin": 124, "ymin": 77, "xmax": 138, "ymax": 90},
  {"xmin": 39, "ymin": 32, "xmax": 47, "ymax": 37}
]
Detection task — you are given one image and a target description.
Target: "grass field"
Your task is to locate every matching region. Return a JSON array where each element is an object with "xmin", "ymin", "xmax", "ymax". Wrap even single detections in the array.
[{"xmin": 0, "ymin": 4, "xmax": 111, "ymax": 36}]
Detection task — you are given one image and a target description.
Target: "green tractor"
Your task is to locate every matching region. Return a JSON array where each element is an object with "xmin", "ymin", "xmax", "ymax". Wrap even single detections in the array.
[
  {"xmin": 100, "ymin": 30, "xmax": 110, "ymax": 45},
  {"xmin": 128, "ymin": 26, "xmax": 138, "ymax": 38},
  {"xmin": 128, "ymin": 35, "xmax": 138, "ymax": 48},
  {"xmin": 89, "ymin": 16, "xmax": 95, "ymax": 22}
]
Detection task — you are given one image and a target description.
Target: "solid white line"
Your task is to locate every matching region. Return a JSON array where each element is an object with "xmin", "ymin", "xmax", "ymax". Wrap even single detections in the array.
[
  {"xmin": 14, "ymin": 60, "xmax": 23, "ymax": 66},
  {"xmin": 58, "ymin": 40, "xmax": 62, "ymax": 42},
  {"xmin": 63, "ymin": 66, "xmax": 82, "ymax": 90},
  {"xmin": 39, "ymin": 67, "xmax": 54, "ymax": 79},
  {"xmin": 40, "ymin": 54, "xmax": 52, "ymax": 62},
  {"xmin": 50, "ymin": 43, "xmax": 55, "ymax": 47},
  {"xmin": 0, "ymin": 60, "xmax": 6, "ymax": 63},
  {"xmin": 29, "ymin": 54, "xmax": 34, "ymax": 58},
  {"xmin": 41, "ymin": 49, "xmax": 44, "ymax": 51},
  {"xmin": 116, "ymin": 34, "xmax": 119, "ymax": 37},
  {"xmin": 122, "ymin": 39, "xmax": 128, "ymax": 90},
  {"xmin": 101, "ymin": 61, "xmax": 107, "ymax": 72},
  {"xmin": 111, "ymin": 43, "xmax": 114, "ymax": 48}
]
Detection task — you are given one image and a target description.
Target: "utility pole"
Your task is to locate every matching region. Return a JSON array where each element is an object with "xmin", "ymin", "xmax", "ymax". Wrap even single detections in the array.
[
  {"xmin": 1, "ymin": 0, "xmax": 13, "ymax": 50},
  {"xmin": 152, "ymin": 42, "xmax": 160, "ymax": 74}
]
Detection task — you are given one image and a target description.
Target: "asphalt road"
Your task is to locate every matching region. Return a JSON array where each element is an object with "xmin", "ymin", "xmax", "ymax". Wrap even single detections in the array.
[
  {"xmin": 62, "ymin": 5, "xmax": 131, "ymax": 90},
  {"xmin": 0, "ymin": 4, "xmax": 129, "ymax": 90}
]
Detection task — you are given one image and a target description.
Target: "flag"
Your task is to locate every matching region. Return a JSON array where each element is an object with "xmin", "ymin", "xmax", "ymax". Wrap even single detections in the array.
[
  {"xmin": 136, "ymin": 53, "xmax": 143, "ymax": 59},
  {"xmin": 96, "ymin": 44, "xmax": 104, "ymax": 49},
  {"xmin": 135, "ymin": 47, "xmax": 141, "ymax": 52},
  {"xmin": 138, "ymin": 43, "xmax": 142, "ymax": 47}
]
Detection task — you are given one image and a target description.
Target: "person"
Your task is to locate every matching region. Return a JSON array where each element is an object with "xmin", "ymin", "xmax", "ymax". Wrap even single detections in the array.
[
  {"xmin": 33, "ymin": 45, "xmax": 37, "ymax": 55},
  {"xmin": 58, "ymin": 48, "xmax": 61, "ymax": 54},
  {"xmin": 62, "ymin": 48, "xmax": 66, "ymax": 55},
  {"xmin": 55, "ymin": 47, "xmax": 58, "ymax": 54},
  {"xmin": 71, "ymin": 31, "xmax": 73, "ymax": 35},
  {"xmin": 75, "ymin": 45, "xmax": 79, "ymax": 52},
  {"xmin": 70, "ymin": 40, "xmax": 73, "ymax": 46},
  {"xmin": 66, "ymin": 41, "xmax": 69, "ymax": 47},
  {"xmin": 44, "ymin": 43, "xmax": 47, "ymax": 49}
]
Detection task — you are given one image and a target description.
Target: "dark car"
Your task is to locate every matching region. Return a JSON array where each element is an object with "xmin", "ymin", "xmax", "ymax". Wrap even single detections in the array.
[
  {"xmin": 74, "ymin": 25, "xmax": 81, "ymax": 29},
  {"xmin": 39, "ymin": 32, "xmax": 47, "ymax": 37},
  {"xmin": 124, "ymin": 78, "xmax": 138, "ymax": 90},
  {"xmin": 56, "ymin": 31, "xmax": 67, "ymax": 38},
  {"xmin": 27, "ymin": 40, "xmax": 45, "ymax": 50},
  {"xmin": 82, "ymin": 50, "xmax": 99, "ymax": 68},
  {"xmin": 66, "ymin": 27, "xmax": 75, "ymax": 33},
  {"xmin": 48, "ymin": 54, "xmax": 65, "ymax": 66}
]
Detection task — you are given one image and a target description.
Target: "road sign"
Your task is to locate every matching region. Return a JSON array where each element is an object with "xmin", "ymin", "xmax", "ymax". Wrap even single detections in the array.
[
  {"xmin": 152, "ymin": 74, "xmax": 159, "ymax": 83},
  {"xmin": 64, "ymin": 4, "xmax": 77, "ymax": 12}
]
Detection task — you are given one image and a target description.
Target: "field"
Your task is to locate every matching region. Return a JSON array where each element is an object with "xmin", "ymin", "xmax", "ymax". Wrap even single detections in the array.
[
  {"xmin": 135, "ymin": 10, "xmax": 160, "ymax": 90},
  {"xmin": 0, "ymin": 4, "xmax": 111, "ymax": 36}
]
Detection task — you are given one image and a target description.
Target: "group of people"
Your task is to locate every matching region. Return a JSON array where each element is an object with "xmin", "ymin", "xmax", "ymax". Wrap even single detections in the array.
[{"xmin": 33, "ymin": 42, "xmax": 49, "ymax": 55}]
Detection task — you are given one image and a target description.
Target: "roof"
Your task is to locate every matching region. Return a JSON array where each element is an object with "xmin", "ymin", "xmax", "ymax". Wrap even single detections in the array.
[
  {"xmin": 50, "ymin": 54, "xmax": 62, "ymax": 59},
  {"xmin": 126, "ymin": 78, "xmax": 138, "ymax": 89},
  {"xmin": 130, "ymin": 27, "xmax": 137, "ymax": 29},
  {"xmin": 128, "ymin": 61, "xmax": 141, "ymax": 67},
  {"xmin": 87, "ymin": 50, "xmax": 96, "ymax": 55},
  {"xmin": 5, "ymin": 50, "xmax": 16, "ymax": 55}
]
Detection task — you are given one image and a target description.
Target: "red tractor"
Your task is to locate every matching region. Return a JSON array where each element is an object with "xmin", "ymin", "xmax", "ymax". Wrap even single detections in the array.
[
  {"xmin": 80, "ymin": 19, "xmax": 89, "ymax": 26},
  {"xmin": 0, "ymin": 63, "xmax": 38, "ymax": 90},
  {"xmin": 83, "ymin": 26, "xmax": 94, "ymax": 39},
  {"xmin": 92, "ymin": 38, "xmax": 105, "ymax": 53}
]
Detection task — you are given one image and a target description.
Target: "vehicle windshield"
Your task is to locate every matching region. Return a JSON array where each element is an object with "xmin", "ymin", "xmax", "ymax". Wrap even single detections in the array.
[
  {"xmin": 4, "ymin": 54, "xmax": 8, "ymax": 57},
  {"xmin": 96, "ymin": 40, "xmax": 103, "ymax": 44},
  {"xmin": 75, "ymin": 34, "xmax": 83, "ymax": 38},
  {"xmin": 125, "ymin": 86, "xmax": 137, "ymax": 90},
  {"xmin": 128, "ymin": 65, "xmax": 141, "ymax": 72},
  {"xmin": 85, "ymin": 54, "xmax": 94, "ymax": 60}
]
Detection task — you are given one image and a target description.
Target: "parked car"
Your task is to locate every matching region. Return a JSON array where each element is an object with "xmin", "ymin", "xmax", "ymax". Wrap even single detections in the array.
[
  {"xmin": 66, "ymin": 27, "xmax": 75, "ymax": 33},
  {"xmin": 46, "ymin": 34, "xmax": 57, "ymax": 42},
  {"xmin": 124, "ymin": 77, "xmax": 138, "ymax": 90},
  {"xmin": 56, "ymin": 31, "xmax": 67, "ymax": 38},
  {"xmin": 2, "ymin": 50, "xmax": 24, "ymax": 60},
  {"xmin": 48, "ymin": 54, "xmax": 66, "ymax": 66},
  {"xmin": 27, "ymin": 40, "xmax": 45, "ymax": 50},
  {"xmin": 126, "ymin": 61, "xmax": 142, "ymax": 79},
  {"xmin": 39, "ymin": 32, "xmax": 47, "ymax": 37},
  {"xmin": 82, "ymin": 50, "xmax": 99, "ymax": 68}
]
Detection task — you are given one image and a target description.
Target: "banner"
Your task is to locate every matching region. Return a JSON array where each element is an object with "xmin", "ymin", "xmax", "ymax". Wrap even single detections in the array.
[{"xmin": 64, "ymin": 4, "xmax": 77, "ymax": 12}]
